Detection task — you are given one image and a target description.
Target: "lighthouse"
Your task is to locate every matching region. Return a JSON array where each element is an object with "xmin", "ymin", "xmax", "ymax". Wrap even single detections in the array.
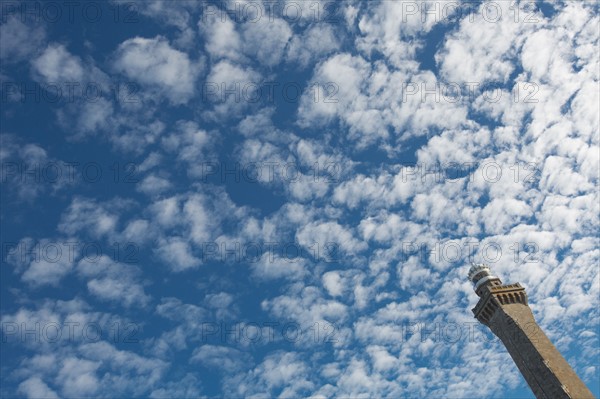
[{"xmin": 468, "ymin": 263, "xmax": 595, "ymax": 399}]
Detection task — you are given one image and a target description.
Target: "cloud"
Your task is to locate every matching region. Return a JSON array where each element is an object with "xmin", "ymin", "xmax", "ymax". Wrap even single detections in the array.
[
  {"xmin": 3, "ymin": 1, "xmax": 600, "ymax": 398},
  {"xmin": 32, "ymin": 44, "xmax": 84, "ymax": 82},
  {"xmin": 77, "ymin": 255, "xmax": 151, "ymax": 308},
  {"xmin": 296, "ymin": 220, "xmax": 367, "ymax": 255},
  {"xmin": 20, "ymin": 241, "xmax": 76, "ymax": 287},
  {"xmin": 480, "ymin": 198, "xmax": 532, "ymax": 234},
  {"xmin": 286, "ymin": 24, "xmax": 341, "ymax": 68},
  {"xmin": 298, "ymin": 53, "xmax": 468, "ymax": 148},
  {"xmin": 262, "ymin": 285, "xmax": 348, "ymax": 328},
  {"xmin": 55, "ymin": 357, "xmax": 101, "ymax": 397},
  {"xmin": 322, "ymin": 271, "xmax": 344, "ymax": 297},
  {"xmin": 4, "ymin": 237, "xmax": 79, "ymax": 287},
  {"xmin": 161, "ymin": 120, "xmax": 214, "ymax": 178},
  {"xmin": 198, "ymin": 13, "xmax": 244, "ymax": 61},
  {"xmin": 539, "ymin": 155, "xmax": 593, "ymax": 196},
  {"xmin": 355, "ymin": 1, "xmax": 438, "ymax": 67},
  {"xmin": 112, "ymin": 36, "xmax": 201, "ymax": 104},
  {"xmin": 17, "ymin": 377, "xmax": 59, "ymax": 399},
  {"xmin": 149, "ymin": 374, "xmax": 202, "ymax": 398},
  {"xmin": 121, "ymin": 219, "xmax": 156, "ymax": 244},
  {"xmin": 333, "ymin": 172, "xmax": 413, "ymax": 209},
  {"xmin": 242, "ymin": 17, "xmax": 292, "ymax": 67},
  {"xmin": 134, "ymin": 1, "xmax": 199, "ymax": 47},
  {"xmin": 190, "ymin": 345, "xmax": 252, "ymax": 372},
  {"xmin": 0, "ymin": 135, "xmax": 73, "ymax": 201},
  {"xmin": 155, "ymin": 236, "xmax": 201, "ymax": 272},
  {"xmin": 150, "ymin": 196, "xmax": 182, "ymax": 229},
  {"xmin": 184, "ymin": 193, "xmax": 218, "ymax": 244},
  {"xmin": 436, "ymin": 1, "xmax": 538, "ymax": 85},
  {"xmin": 224, "ymin": 351, "xmax": 313, "ymax": 397},
  {"xmin": 58, "ymin": 197, "xmax": 126, "ymax": 239},
  {"xmin": 203, "ymin": 59, "xmax": 261, "ymax": 119},
  {"xmin": 5, "ymin": 323, "xmax": 170, "ymax": 397},
  {"xmin": 137, "ymin": 174, "xmax": 172, "ymax": 196},
  {"xmin": 251, "ymin": 254, "xmax": 308, "ymax": 281},
  {"xmin": 0, "ymin": 17, "xmax": 45, "ymax": 63}
]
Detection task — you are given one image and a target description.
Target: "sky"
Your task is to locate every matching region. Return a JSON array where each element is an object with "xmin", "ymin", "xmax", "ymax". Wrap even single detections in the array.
[{"xmin": 0, "ymin": 0, "xmax": 599, "ymax": 398}]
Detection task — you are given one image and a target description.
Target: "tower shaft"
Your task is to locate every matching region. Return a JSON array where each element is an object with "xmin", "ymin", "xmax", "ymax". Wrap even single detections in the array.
[
  {"xmin": 468, "ymin": 264, "xmax": 594, "ymax": 399},
  {"xmin": 474, "ymin": 284, "xmax": 594, "ymax": 398}
]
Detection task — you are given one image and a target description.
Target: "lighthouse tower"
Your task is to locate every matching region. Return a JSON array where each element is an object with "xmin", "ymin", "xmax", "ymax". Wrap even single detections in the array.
[{"xmin": 468, "ymin": 264, "xmax": 594, "ymax": 399}]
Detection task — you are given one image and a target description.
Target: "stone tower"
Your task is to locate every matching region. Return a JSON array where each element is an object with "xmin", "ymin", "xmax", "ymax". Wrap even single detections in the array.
[{"xmin": 468, "ymin": 263, "xmax": 595, "ymax": 399}]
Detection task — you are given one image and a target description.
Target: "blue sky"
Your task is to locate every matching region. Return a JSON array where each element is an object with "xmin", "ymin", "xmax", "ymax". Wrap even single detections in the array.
[{"xmin": 1, "ymin": 0, "xmax": 599, "ymax": 397}]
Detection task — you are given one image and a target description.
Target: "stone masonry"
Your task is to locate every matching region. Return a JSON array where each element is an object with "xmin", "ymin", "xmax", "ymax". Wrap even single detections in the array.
[{"xmin": 468, "ymin": 264, "xmax": 595, "ymax": 399}]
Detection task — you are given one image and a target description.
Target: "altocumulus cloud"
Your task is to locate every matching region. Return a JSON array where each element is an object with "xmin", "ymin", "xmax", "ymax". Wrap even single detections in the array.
[{"xmin": 0, "ymin": 1, "xmax": 598, "ymax": 398}]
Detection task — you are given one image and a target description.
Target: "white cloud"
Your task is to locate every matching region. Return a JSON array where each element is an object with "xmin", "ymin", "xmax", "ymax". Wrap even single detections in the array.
[
  {"xmin": 134, "ymin": 1, "xmax": 199, "ymax": 47},
  {"xmin": 333, "ymin": 173, "xmax": 409, "ymax": 209},
  {"xmin": 198, "ymin": 13, "xmax": 243, "ymax": 61},
  {"xmin": 359, "ymin": 212, "xmax": 405, "ymax": 243},
  {"xmin": 190, "ymin": 345, "xmax": 251, "ymax": 372},
  {"xmin": 155, "ymin": 236, "xmax": 201, "ymax": 272},
  {"xmin": 32, "ymin": 44, "xmax": 84, "ymax": 82},
  {"xmin": 161, "ymin": 120, "xmax": 213, "ymax": 177},
  {"xmin": 184, "ymin": 194, "xmax": 215, "ymax": 244},
  {"xmin": 286, "ymin": 24, "xmax": 340, "ymax": 68},
  {"xmin": 137, "ymin": 174, "xmax": 172, "ymax": 196},
  {"xmin": 0, "ymin": 17, "xmax": 45, "ymax": 63},
  {"xmin": 203, "ymin": 59, "xmax": 261, "ymax": 119},
  {"xmin": 78, "ymin": 341, "xmax": 168, "ymax": 389},
  {"xmin": 113, "ymin": 36, "xmax": 200, "ymax": 104},
  {"xmin": 298, "ymin": 53, "xmax": 468, "ymax": 148},
  {"xmin": 58, "ymin": 197, "xmax": 124, "ymax": 239},
  {"xmin": 121, "ymin": 219, "xmax": 156, "ymax": 243},
  {"xmin": 296, "ymin": 220, "xmax": 367, "ymax": 255},
  {"xmin": 262, "ymin": 286, "xmax": 348, "ymax": 328},
  {"xmin": 356, "ymin": 1, "xmax": 438, "ymax": 67},
  {"xmin": 150, "ymin": 196, "xmax": 182, "ymax": 228},
  {"xmin": 5, "ymin": 238, "xmax": 76, "ymax": 287},
  {"xmin": 539, "ymin": 156, "xmax": 593, "ymax": 196},
  {"xmin": 0, "ymin": 136, "xmax": 69, "ymax": 201},
  {"xmin": 322, "ymin": 271, "xmax": 344, "ymax": 297},
  {"xmin": 242, "ymin": 17, "xmax": 292, "ymax": 67},
  {"xmin": 77, "ymin": 255, "xmax": 151, "ymax": 308},
  {"xmin": 480, "ymin": 198, "xmax": 532, "ymax": 234},
  {"xmin": 4, "ymin": 1, "xmax": 600, "ymax": 398},
  {"xmin": 21, "ymin": 248, "xmax": 75, "ymax": 287},
  {"xmin": 149, "ymin": 374, "xmax": 202, "ymax": 398},
  {"xmin": 17, "ymin": 377, "xmax": 59, "ymax": 399},
  {"xmin": 436, "ymin": 1, "xmax": 538, "ymax": 85},
  {"xmin": 224, "ymin": 351, "xmax": 313, "ymax": 398},
  {"xmin": 2, "ymin": 300, "xmax": 169, "ymax": 397},
  {"xmin": 251, "ymin": 254, "xmax": 307, "ymax": 281},
  {"xmin": 55, "ymin": 357, "xmax": 100, "ymax": 397},
  {"xmin": 204, "ymin": 292, "xmax": 237, "ymax": 319},
  {"xmin": 137, "ymin": 152, "xmax": 163, "ymax": 172}
]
